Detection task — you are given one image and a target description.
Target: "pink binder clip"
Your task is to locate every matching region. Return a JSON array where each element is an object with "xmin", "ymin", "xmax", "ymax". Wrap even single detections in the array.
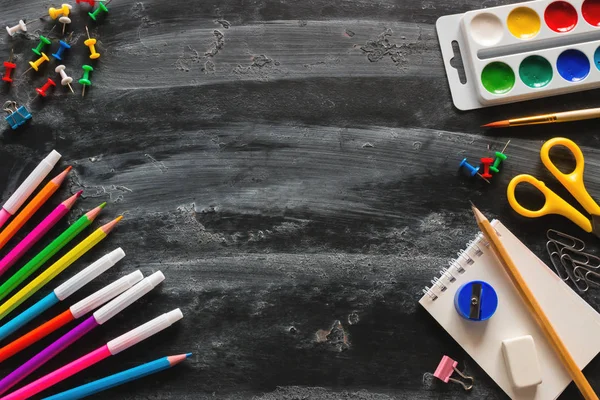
[{"xmin": 433, "ymin": 355, "xmax": 474, "ymax": 390}]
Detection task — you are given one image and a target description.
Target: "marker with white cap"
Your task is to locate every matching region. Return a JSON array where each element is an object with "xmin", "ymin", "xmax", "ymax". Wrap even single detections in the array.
[
  {"xmin": 0, "ymin": 248, "xmax": 125, "ymax": 342},
  {"xmin": 0, "ymin": 271, "xmax": 144, "ymax": 363},
  {"xmin": 0, "ymin": 271, "xmax": 166, "ymax": 395},
  {"xmin": 2, "ymin": 308, "xmax": 183, "ymax": 400},
  {"xmin": 0, "ymin": 150, "xmax": 61, "ymax": 229}
]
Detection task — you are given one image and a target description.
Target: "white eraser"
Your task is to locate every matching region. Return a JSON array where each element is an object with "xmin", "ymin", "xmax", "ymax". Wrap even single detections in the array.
[{"xmin": 502, "ymin": 335, "xmax": 542, "ymax": 389}]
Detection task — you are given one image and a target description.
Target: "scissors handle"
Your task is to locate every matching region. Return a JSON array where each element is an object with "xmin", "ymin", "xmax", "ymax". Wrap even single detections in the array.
[
  {"xmin": 507, "ymin": 174, "xmax": 593, "ymax": 233},
  {"xmin": 540, "ymin": 137, "xmax": 600, "ymax": 216}
]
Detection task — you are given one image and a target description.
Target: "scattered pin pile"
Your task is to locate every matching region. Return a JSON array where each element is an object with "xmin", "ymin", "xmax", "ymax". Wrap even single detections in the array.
[
  {"xmin": 1, "ymin": 0, "xmax": 112, "ymax": 130},
  {"xmin": 459, "ymin": 140, "xmax": 510, "ymax": 184}
]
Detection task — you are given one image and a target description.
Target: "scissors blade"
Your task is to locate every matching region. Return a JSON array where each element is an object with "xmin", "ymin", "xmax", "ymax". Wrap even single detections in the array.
[{"xmin": 591, "ymin": 214, "xmax": 600, "ymax": 239}]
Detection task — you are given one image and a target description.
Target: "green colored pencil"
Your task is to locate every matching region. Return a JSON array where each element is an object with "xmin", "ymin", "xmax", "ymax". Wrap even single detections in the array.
[{"xmin": 0, "ymin": 203, "xmax": 105, "ymax": 302}]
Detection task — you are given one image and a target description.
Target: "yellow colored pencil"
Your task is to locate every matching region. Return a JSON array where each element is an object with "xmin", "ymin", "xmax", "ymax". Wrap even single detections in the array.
[{"xmin": 0, "ymin": 216, "xmax": 122, "ymax": 322}]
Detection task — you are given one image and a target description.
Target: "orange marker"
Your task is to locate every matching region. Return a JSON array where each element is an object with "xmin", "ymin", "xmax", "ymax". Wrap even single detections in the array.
[{"xmin": 0, "ymin": 167, "xmax": 71, "ymax": 252}]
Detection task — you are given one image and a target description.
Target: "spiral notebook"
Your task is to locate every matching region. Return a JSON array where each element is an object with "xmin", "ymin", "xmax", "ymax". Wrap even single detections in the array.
[{"xmin": 419, "ymin": 220, "xmax": 600, "ymax": 400}]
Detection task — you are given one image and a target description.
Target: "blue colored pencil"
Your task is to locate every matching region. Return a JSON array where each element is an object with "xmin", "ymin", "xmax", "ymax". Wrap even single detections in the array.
[{"xmin": 42, "ymin": 353, "xmax": 191, "ymax": 400}]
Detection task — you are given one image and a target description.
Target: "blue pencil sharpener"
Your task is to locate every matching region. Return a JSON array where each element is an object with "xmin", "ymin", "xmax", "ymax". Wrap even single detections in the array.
[{"xmin": 454, "ymin": 280, "xmax": 498, "ymax": 321}]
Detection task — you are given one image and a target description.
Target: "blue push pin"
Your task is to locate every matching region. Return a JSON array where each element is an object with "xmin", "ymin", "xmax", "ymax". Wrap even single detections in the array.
[
  {"xmin": 459, "ymin": 158, "xmax": 490, "ymax": 183},
  {"xmin": 52, "ymin": 40, "xmax": 71, "ymax": 61},
  {"xmin": 459, "ymin": 158, "xmax": 479, "ymax": 177}
]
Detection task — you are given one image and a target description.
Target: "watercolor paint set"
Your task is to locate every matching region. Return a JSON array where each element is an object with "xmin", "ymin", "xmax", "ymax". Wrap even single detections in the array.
[{"xmin": 438, "ymin": 0, "xmax": 600, "ymax": 110}]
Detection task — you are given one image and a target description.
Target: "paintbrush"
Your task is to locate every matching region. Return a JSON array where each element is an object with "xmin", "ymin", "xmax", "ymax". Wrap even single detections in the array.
[{"xmin": 482, "ymin": 107, "xmax": 600, "ymax": 128}]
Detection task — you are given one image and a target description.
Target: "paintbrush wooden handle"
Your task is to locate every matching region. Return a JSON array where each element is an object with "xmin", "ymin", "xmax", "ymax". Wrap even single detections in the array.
[
  {"xmin": 473, "ymin": 207, "xmax": 598, "ymax": 400},
  {"xmin": 557, "ymin": 107, "xmax": 600, "ymax": 123}
]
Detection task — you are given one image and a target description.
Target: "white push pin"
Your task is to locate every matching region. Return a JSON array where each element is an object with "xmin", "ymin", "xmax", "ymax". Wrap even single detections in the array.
[
  {"xmin": 6, "ymin": 20, "xmax": 27, "ymax": 37},
  {"xmin": 59, "ymin": 16, "xmax": 71, "ymax": 34},
  {"xmin": 55, "ymin": 65, "xmax": 74, "ymax": 94}
]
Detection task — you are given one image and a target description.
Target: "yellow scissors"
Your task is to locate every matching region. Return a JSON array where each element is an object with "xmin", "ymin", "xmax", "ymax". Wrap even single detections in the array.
[{"xmin": 507, "ymin": 137, "xmax": 600, "ymax": 237}]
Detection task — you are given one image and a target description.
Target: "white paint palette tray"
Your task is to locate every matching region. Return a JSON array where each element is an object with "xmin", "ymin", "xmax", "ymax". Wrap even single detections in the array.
[{"xmin": 438, "ymin": 0, "xmax": 600, "ymax": 110}]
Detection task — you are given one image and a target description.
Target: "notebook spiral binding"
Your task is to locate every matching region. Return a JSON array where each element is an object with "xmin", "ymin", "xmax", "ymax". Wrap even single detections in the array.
[{"xmin": 421, "ymin": 232, "xmax": 494, "ymax": 301}]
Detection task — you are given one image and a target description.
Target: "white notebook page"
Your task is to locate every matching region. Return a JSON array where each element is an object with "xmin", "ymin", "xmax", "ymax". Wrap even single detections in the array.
[{"xmin": 419, "ymin": 220, "xmax": 600, "ymax": 400}]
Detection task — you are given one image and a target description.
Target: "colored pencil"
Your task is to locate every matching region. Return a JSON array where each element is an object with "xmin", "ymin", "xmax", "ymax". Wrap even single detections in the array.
[
  {"xmin": 0, "ymin": 271, "xmax": 143, "ymax": 363},
  {"xmin": 0, "ymin": 166, "xmax": 72, "ymax": 252},
  {"xmin": 0, "ymin": 203, "xmax": 105, "ymax": 303},
  {"xmin": 0, "ymin": 216, "xmax": 123, "ymax": 322},
  {"xmin": 472, "ymin": 205, "xmax": 599, "ymax": 400},
  {"xmin": 0, "ymin": 271, "xmax": 164, "ymax": 395},
  {"xmin": 1, "ymin": 309, "xmax": 183, "ymax": 400},
  {"xmin": 43, "ymin": 353, "xmax": 191, "ymax": 400},
  {"xmin": 482, "ymin": 107, "xmax": 600, "ymax": 128},
  {"xmin": 0, "ymin": 150, "xmax": 61, "ymax": 229},
  {"xmin": 0, "ymin": 191, "xmax": 82, "ymax": 278},
  {"xmin": 0, "ymin": 249, "xmax": 126, "ymax": 344}
]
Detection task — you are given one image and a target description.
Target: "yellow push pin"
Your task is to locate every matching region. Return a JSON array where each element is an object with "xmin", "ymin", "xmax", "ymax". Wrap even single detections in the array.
[
  {"xmin": 48, "ymin": 4, "xmax": 72, "ymax": 19},
  {"xmin": 84, "ymin": 26, "xmax": 100, "ymax": 60},
  {"xmin": 22, "ymin": 53, "xmax": 50, "ymax": 75}
]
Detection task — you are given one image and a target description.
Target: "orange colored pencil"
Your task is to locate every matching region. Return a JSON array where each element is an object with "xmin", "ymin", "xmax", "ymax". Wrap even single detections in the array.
[{"xmin": 0, "ymin": 167, "xmax": 71, "ymax": 252}]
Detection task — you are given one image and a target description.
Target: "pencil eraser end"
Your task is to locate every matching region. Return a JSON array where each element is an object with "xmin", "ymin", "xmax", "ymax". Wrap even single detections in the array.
[
  {"xmin": 108, "ymin": 247, "xmax": 126, "ymax": 264},
  {"xmin": 46, "ymin": 150, "xmax": 62, "ymax": 165},
  {"xmin": 502, "ymin": 335, "xmax": 542, "ymax": 389},
  {"xmin": 167, "ymin": 308, "xmax": 183, "ymax": 323},
  {"xmin": 148, "ymin": 270, "xmax": 165, "ymax": 287}
]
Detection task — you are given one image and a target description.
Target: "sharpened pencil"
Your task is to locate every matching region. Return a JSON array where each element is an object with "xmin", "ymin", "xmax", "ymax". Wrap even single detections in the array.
[
  {"xmin": 0, "ymin": 167, "xmax": 72, "ymax": 252},
  {"xmin": 42, "ymin": 353, "xmax": 191, "ymax": 400},
  {"xmin": 472, "ymin": 204, "xmax": 599, "ymax": 400},
  {"xmin": 0, "ymin": 191, "xmax": 81, "ymax": 278},
  {"xmin": 0, "ymin": 216, "xmax": 123, "ymax": 322},
  {"xmin": 0, "ymin": 203, "xmax": 105, "ymax": 303}
]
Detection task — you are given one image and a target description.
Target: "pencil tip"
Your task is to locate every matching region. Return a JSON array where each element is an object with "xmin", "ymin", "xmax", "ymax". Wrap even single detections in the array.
[
  {"xmin": 168, "ymin": 354, "xmax": 191, "ymax": 365},
  {"xmin": 84, "ymin": 203, "xmax": 106, "ymax": 221},
  {"xmin": 482, "ymin": 120, "xmax": 509, "ymax": 128},
  {"xmin": 62, "ymin": 191, "xmax": 82, "ymax": 209},
  {"xmin": 52, "ymin": 166, "xmax": 73, "ymax": 184},
  {"xmin": 101, "ymin": 215, "xmax": 123, "ymax": 234},
  {"xmin": 470, "ymin": 203, "xmax": 486, "ymax": 223},
  {"xmin": 186, "ymin": 353, "xmax": 192, "ymax": 358}
]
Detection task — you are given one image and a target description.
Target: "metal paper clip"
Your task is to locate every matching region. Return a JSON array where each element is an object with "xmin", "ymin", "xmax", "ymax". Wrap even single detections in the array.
[
  {"xmin": 560, "ymin": 246, "xmax": 600, "ymax": 268},
  {"xmin": 547, "ymin": 229, "xmax": 585, "ymax": 252},
  {"xmin": 560, "ymin": 254, "xmax": 589, "ymax": 293},
  {"xmin": 547, "ymin": 240, "xmax": 570, "ymax": 281},
  {"xmin": 433, "ymin": 355, "xmax": 474, "ymax": 391}
]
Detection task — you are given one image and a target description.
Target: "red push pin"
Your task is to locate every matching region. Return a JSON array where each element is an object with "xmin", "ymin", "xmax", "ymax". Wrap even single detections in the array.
[
  {"xmin": 2, "ymin": 50, "xmax": 15, "ymax": 83},
  {"xmin": 35, "ymin": 78, "xmax": 56, "ymax": 97},
  {"xmin": 76, "ymin": 0, "xmax": 96, "ymax": 6},
  {"xmin": 2, "ymin": 62, "xmax": 16, "ymax": 83},
  {"xmin": 480, "ymin": 157, "xmax": 494, "ymax": 179}
]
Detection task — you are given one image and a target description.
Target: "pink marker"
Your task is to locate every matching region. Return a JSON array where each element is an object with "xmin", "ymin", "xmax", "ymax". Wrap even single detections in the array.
[
  {"xmin": 0, "ymin": 191, "xmax": 81, "ymax": 277},
  {"xmin": 0, "ymin": 150, "xmax": 61, "ymax": 229},
  {"xmin": 1, "ymin": 309, "xmax": 183, "ymax": 400}
]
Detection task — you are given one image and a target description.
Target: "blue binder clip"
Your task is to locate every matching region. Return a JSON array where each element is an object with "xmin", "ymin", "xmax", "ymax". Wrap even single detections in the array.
[{"xmin": 3, "ymin": 101, "xmax": 32, "ymax": 130}]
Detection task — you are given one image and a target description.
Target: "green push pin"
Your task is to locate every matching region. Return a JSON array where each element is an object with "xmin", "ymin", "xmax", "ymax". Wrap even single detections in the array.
[
  {"xmin": 32, "ymin": 36, "xmax": 52, "ymax": 57},
  {"xmin": 490, "ymin": 140, "xmax": 510, "ymax": 174},
  {"xmin": 88, "ymin": 2, "xmax": 108, "ymax": 21},
  {"xmin": 79, "ymin": 65, "xmax": 93, "ymax": 97}
]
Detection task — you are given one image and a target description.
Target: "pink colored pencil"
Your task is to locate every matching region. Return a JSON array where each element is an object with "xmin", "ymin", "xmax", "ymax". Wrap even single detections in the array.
[{"xmin": 0, "ymin": 192, "xmax": 82, "ymax": 278}]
